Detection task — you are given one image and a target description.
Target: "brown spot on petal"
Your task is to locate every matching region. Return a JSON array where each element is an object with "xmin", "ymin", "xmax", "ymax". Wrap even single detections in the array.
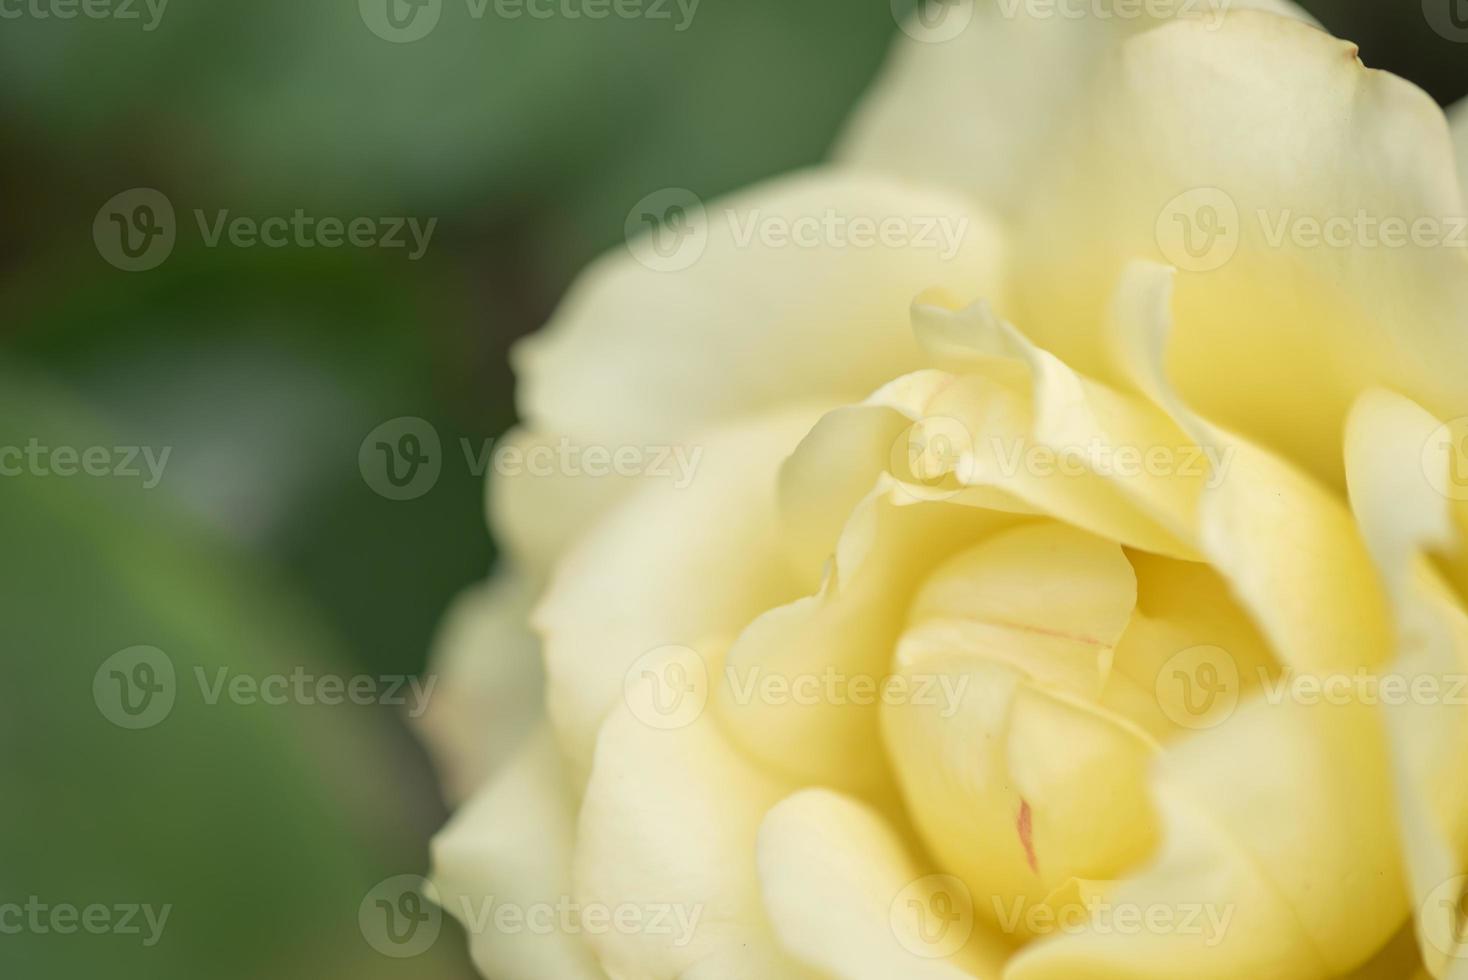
[{"xmin": 1018, "ymin": 799, "xmax": 1038, "ymax": 874}]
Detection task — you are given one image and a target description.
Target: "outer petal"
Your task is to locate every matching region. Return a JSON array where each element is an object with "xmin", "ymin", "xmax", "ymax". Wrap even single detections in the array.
[
  {"xmin": 417, "ymin": 573, "xmax": 544, "ymax": 803},
  {"xmin": 573, "ymin": 691, "xmax": 817, "ymax": 979},
  {"xmin": 488, "ymin": 427, "xmax": 653, "ymax": 579},
  {"xmin": 1345, "ymin": 389, "xmax": 1468, "ymax": 979},
  {"xmin": 515, "ymin": 170, "xmax": 1005, "ymax": 446},
  {"xmin": 431, "ymin": 725, "xmax": 605, "ymax": 980},
  {"xmin": 1016, "ymin": 12, "xmax": 1468, "ymax": 484},
  {"xmin": 836, "ymin": 0, "xmax": 1312, "ymax": 216},
  {"xmin": 534, "ymin": 409, "xmax": 820, "ymax": 771},
  {"xmin": 757, "ymin": 788, "xmax": 1012, "ymax": 979}
]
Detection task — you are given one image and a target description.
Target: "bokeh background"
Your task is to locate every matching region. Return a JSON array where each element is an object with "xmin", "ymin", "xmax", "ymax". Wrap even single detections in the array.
[{"xmin": 2, "ymin": 2, "xmax": 1465, "ymax": 977}]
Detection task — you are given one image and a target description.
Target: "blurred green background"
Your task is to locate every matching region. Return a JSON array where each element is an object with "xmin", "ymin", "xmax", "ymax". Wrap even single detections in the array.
[{"xmin": 1, "ymin": 2, "xmax": 1464, "ymax": 977}]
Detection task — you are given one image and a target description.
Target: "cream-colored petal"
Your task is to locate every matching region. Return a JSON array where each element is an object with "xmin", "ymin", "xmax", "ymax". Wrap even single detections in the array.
[
  {"xmin": 1103, "ymin": 550, "xmax": 1279, "ymax": 742},
  {"xmin": 717, "ymin": 475, "xmax": 1016, "ymax": 797},
  {"xmin": 488, "ymin": 427, "xmax": 650, "ymax": 579},
  {"xmin": 1017, "ymin": 12, "xmax": 1468, "ymax": 485},
  {"xmin": 573, "ymin": 694, "xmax": 817, "ymax": 979},
  {"xmin": 1345, "ymin": 389, "xmax": 1468, "ymax": 979},
  {"xmin": 837, "ymin": 0, "xmax": 1312, "ymax": 216},
  {"xmin": 516, "ymin": 170, "xmax": 1005, "ymax": 446},
  {"xmin": 1110, "ymin": 260, "xmax": 1392, "ymax": 675},
  {"xmin": 883, "ymin": 523, "xmax": 1159, "ymax": 919},
  {"xmin": 418, "ymin": 572, "xmax": 544, "ymax": 803},
  {"xmin": 757, "ymin": 788, "xmax": 1012, "ymax": 979},
  {"xmin": 534, "ymin": 409, "xmax": 819, "ymax": 772},
  {"xmin": 912, "ymin": 297, "xmax": 1202, "ymax": 557},
  {"xmin": 431, "ymin": 725, "xmax": 605, "ymax": 980},
  {"xmin": 1006, "ymin": 696, "xmax": 1406, "ymax": 979}
]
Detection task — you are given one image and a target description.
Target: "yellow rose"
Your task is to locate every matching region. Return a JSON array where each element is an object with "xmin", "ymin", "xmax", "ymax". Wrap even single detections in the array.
[{"xmin": 423, "ymin": 3, "xmax": 1468, "ymax": 978}]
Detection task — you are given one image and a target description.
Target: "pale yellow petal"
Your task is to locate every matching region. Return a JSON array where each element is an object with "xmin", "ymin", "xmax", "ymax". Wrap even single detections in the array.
[
  {"xmin": 534, "ymin": 409, "xmax": 819, "ymax": 771},
  {"xmin": 716, "ymin": 476, "xmax": 1017, "ymax": 796},
  {"xmin": 883, "ymin": 523, "xmax": 1158, "ymax": 919},
  {"xmin": 431, "ymin": 725, "xmax": 605, "ymax": 980},
  {"xmin": 1345, "ymin": 389, "xmax": 1468, "ymax": 978},
  {"xmin": 1110, "ymin": 260, "xmax": 1392, "ymax": 674},
  {"xmin": 488, "ymin": 427, "xmax": 650, "ymax": 579},
  {"xmin": 516, "ymin": 170, "xmax": 1005, "ymax": 446},
  {"xmin": 757, "ymin": 788, "xmax": 1011, "ymax": 979},
  {"xmin": 418, "ymin": 572, "xmax": 544, "ymax": 803},
  {"xmin": 912, "ymin": 297, "xmax": 1203, "ymax": 557},
  {"xmin": 573, "ymin": 694, "xmax": 817, "ymax": 979},
  {"xmin": 837, "ymin": 0, "xmax": 1312, "ymax": 217},
  {"xmin": 1017, "ymin": 12, "xmax": 1468, "ymax": 484},
  {"xmin": 1006, "ymin": 697, "xmax": 1406, "ymax": 978}
]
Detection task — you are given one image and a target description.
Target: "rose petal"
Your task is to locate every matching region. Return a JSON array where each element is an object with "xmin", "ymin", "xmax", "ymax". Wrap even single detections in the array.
[
  {"xmin": 1345, "ymin": 389, "xmax": 1468, "ymax": 979},
  {"xmin": 836, "ymin": 0, "xmax": 1312, "ymax": 216},
  {"xmin": 1016, "ymin": 12, "xmax": 1468, "ymax": 484},
  {"xmin": 516, "ymin": 170, "xmax": 1005, "ymax": 447},
  {"xmin": 417, "ymin": 573, "xmax": 544, "ymax": 802},
  {"xmin": 534, "ymin": 409, "xmax": 819, "ymax": 771},
  {"xmin": 1006, "ymin": 696, "xmax": 1406, "ymax": 978},
  {"xmin": 431, "ymin": 725, "xmax": 604, "ymax": 979},
  {"xmin": 1109, "ymin": 260, "xmax": 1392, "ymax": 674},
  {"xmin": 882, "ymin": 523, "xmax": 1158, "ymax": 915},
  {"xmin": 757, "ymin": 788, "xmax": 1012, "ymax": 979},
  {"xmin": 573, "ymin": 696, "xmax": 817, "ymax": 978}
]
